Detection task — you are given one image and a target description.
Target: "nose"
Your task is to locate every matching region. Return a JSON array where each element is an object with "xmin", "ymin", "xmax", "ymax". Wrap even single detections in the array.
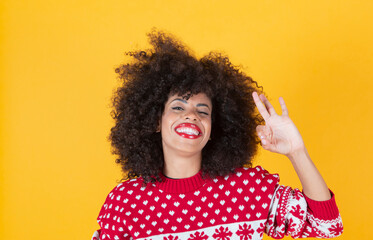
[
  {"xmin": 184, "ymin": 110, "xmax": 198, "ymax": 121},
  {"xmin": 185, "ymin": 116, "xmax": 196, "ymax": 121}
]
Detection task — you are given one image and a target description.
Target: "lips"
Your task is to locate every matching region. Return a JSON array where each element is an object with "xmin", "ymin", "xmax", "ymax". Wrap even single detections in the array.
[{"xmin": 174, "ymin": 123, "xmax": 202, "ymax": 139}]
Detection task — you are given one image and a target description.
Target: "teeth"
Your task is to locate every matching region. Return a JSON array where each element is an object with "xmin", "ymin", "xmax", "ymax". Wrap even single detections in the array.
[{"xmin": 176, "ymin": 127, "xmax": 200, "ymax": 136}]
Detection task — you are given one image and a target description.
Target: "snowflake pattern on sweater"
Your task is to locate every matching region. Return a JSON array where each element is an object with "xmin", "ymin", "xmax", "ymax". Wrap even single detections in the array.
[{"xmin": 92, "ymin": 166, "xmax": 343, "ymax": 240}]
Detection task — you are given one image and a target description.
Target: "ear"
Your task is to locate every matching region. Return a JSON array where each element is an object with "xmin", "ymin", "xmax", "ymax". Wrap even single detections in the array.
[{"xmin": 156, "ymin": 119, "xmax": 161, "ymax": 132}]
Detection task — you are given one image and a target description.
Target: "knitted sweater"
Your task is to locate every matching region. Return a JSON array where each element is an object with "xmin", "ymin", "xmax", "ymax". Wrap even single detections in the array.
[{"xmin": 92, "ymin": 166, "xmax": 343, "ymax": 240}]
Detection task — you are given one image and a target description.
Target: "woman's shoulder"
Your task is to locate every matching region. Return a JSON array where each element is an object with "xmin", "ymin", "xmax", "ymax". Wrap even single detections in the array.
[
  {"xmin": 220, "ymin": 165, "xmax": 280, "ymax": 188},
  {"xmin": 104, "ymin": 177, "xmax": 148, "ymax": 201},
  {"xmin": 233, "ymin": 165, "xmax": 280, "ymax": 179}
]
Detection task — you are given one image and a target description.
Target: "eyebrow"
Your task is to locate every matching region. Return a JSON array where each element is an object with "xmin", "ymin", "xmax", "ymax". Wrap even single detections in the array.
[{"xmin": 171, "ymin": 98, "xmax": 211, "ymax": 110}]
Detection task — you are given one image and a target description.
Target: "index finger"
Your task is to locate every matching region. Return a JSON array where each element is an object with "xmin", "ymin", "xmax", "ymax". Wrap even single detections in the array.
[{"xmin": 252, "ymin": 91, "xmax": 270, "ymax": 120}]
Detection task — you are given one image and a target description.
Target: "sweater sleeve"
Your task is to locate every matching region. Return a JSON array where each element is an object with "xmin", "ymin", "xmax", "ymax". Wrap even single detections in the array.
[
  {"xmin": 265, "ymin": 185, "xmax": 343, "ymax": 239},
  {"xmin": 95, "ymin": 185, "xmax": 132, "ymax": 240},
  {"xmin": 91, "ymin": 230, "xmax": 101, "ymax": 240}
]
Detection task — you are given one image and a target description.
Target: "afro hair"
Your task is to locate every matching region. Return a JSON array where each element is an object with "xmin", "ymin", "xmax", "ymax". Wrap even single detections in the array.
[{"xmin": 109, "ymin": 28, "xmax": 266, "ymax": 184}]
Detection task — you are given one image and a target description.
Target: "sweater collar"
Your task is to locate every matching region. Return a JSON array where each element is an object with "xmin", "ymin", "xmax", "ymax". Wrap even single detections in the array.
[{"xmin": 155, "ymin": 169, "xmax": 207, "ymax": 194}]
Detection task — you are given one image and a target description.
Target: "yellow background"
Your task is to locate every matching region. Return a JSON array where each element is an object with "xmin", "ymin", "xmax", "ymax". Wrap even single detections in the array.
[{"xmin": 1, "ymin": 1, "xmax": 372, "ymax": 239}]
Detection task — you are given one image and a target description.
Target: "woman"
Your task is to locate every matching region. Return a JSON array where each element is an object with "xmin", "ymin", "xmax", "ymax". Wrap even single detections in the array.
[{"xmin": 92, "ymin": 29, "xmax": 343, "ymax": 240}]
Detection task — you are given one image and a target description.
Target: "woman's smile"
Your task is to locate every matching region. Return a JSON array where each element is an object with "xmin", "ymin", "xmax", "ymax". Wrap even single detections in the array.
[{"xmin": 175, "ymin": 123, "xmax": 202, "ymax": 139}]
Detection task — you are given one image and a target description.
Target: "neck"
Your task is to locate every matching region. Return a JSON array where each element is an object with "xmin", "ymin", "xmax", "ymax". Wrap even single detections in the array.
[{"xmin": 162, "ymin": 148, "xmax": 202, "ymax": 179}]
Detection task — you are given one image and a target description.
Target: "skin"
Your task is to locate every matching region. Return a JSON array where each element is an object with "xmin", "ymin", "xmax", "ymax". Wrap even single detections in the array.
[
  {"xmin": 159, "ymin": 93, "xmax": 212, "ymax": 179},
  {"xmin": 160, "ymin": 91, "xmax": 331, "ymax": 201},
  {"xmin": 252, "ymin": 91, "xmax": 331, "ymax": 201}
]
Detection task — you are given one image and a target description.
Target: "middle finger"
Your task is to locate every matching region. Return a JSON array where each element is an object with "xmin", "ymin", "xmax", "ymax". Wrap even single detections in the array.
[{"xmin": 259, "ymin": 94, "xmax": 277, "ymax": 116}]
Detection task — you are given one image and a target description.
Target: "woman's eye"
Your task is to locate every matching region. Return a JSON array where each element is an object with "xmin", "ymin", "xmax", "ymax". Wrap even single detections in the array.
[
  {"xmin": 171, "ymin": 106, "xmax": 209, "ymax": 115},
  {"xmin": 198, "ymin": 111, "xmax": 209, "ymax": 115}
]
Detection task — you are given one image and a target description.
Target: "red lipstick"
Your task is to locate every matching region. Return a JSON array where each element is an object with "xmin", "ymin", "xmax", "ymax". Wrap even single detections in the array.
[{"xmin": 174, "ymin": 123, "xmax": 202, "ymax": 139}]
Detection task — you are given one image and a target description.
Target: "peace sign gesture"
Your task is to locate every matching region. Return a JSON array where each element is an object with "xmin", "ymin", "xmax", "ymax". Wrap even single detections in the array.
[{"xmin": 252, "ymin": 92, "xmax": 306, "ymax": 157}]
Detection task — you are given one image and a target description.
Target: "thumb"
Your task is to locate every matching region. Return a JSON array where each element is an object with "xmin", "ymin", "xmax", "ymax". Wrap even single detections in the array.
[
  {"xmin": 256, "ymin": 125, "xmax": 271, "ymax": 139},
  {"xmin": 256, "ymin": 125, "xmax": 273, "ymax": 150}
]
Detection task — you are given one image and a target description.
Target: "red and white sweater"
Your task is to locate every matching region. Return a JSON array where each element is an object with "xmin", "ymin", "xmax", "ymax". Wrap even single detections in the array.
[{"xmin": 92, "ymin": 166, "xmax": 343, "ymax": 240}]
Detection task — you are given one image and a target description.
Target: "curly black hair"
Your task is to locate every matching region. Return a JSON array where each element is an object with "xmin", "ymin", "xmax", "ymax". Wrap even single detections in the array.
[{"xmin": 109, "ymin": 28, "xmax": 266, "ymax": 184}]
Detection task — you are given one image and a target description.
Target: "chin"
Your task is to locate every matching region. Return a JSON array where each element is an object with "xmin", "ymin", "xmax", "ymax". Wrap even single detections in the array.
[{"xmin": 170, "ymin": 141, "xmax": 207, "ymax": 153}]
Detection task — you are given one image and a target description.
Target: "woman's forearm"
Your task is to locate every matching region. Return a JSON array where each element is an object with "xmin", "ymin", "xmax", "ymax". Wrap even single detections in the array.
[{"xmin": 287, "ymin": 146, "xmax": 331, "ymax": 201}]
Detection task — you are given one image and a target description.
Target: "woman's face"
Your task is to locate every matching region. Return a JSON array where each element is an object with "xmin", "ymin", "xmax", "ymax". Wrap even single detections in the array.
[{"xmin": 159, "ymin": 92, "xmax": 212, "ymax": 156}]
